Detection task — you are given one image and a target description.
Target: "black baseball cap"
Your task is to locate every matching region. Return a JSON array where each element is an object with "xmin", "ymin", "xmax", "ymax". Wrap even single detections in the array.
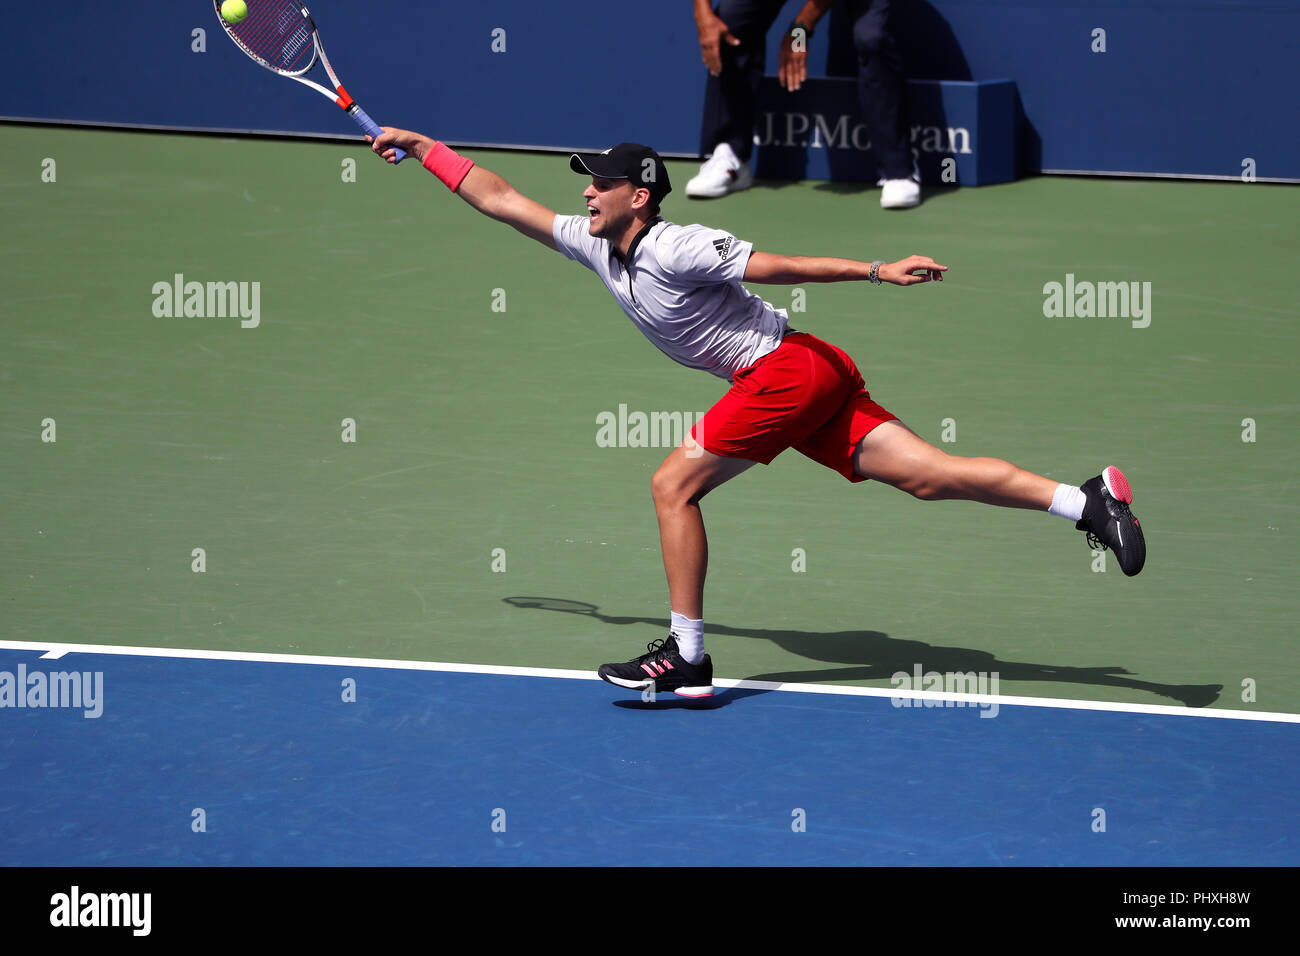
[{"xmin": 569, "ymin": 143, "xmax": 672, "ymax": 207}]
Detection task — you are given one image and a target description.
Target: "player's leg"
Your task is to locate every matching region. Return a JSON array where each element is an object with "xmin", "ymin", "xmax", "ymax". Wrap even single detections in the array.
[
  {"xmin": 649, "ymin": 437, "xmax": 757, "ymax": 620},
  {"xmin": 852, "ymin": 420, "xmax": 1056, "ymax": 509},
  {"xmin": 784, "ymin": 334, "xmax": 1145, "ymax": 576},
  {"xmin": 596, "ymin": 437, "xmax": 755, "ymax": 698},
  {"xmin": 852, "ymin": 420, "xmax": 1146, "ymax": 575},
  {"xmin": 597, "ymin": 334, "xmax": 842, "ymax": 697},
  {"xmin": 599, "ymin": 333, "xmax": 880, "ymax": 699}
]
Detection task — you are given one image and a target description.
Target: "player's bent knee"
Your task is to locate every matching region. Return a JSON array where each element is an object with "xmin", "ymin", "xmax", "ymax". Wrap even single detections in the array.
[
  {"xmin": 650, "ymin": 469, "xmax": 670, "ymax": 505},
  {"xmin": 652, "ymin": 464, "xmax": 718, "ymax": 510},
  {"xmin": 650, "ymin": 468, "xmax": 687, "ymax": 509}
]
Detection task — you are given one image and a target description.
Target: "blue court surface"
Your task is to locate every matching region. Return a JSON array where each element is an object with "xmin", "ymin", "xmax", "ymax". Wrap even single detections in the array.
[{"xmin": 1, "ymin": 645, "xmax": 1296, "ymax": 866}]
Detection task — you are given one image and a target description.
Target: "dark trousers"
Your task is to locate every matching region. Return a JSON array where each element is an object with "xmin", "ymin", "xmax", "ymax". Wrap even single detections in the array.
[{"xmin": 698, "ymin": 0, "xmax": 912, "ymax": 179}]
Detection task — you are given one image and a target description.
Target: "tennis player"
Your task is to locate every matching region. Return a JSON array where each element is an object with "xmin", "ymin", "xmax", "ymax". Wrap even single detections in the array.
[{"xmin": 370, "ymin": 129, "xmax": 1146, "ymax": 699}]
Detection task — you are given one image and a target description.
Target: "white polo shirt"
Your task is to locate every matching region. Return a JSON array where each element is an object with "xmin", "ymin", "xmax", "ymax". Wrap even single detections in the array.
[{"xmin": 552, "ymin": 215, "xmax": 789, "ymax": 381}]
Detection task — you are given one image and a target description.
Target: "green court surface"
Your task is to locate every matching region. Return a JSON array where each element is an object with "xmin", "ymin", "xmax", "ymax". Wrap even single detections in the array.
[{"xmin": 2, "ymin": 124, "xmax": 1297, "ymax": 713}]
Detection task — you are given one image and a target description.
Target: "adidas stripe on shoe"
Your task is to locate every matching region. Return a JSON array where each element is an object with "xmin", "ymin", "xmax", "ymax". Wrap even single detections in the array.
[{"xmin": 597, "ymin": 634, "xmax": 714, "ymax": 698}]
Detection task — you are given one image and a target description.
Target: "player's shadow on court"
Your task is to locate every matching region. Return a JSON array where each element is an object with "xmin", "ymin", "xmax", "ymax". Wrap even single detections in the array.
[{"xmin": 503, "ymin": 597, "xmax": 1223, "ymax": 709}]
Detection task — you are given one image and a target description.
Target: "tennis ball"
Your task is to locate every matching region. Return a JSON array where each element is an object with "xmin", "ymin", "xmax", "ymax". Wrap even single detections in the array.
[{"xmin": 221, "ymin": 0, "xmax": 248, "ymax": 24}]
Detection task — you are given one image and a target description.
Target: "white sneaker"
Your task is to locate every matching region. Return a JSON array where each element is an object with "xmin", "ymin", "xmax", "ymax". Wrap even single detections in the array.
[
  {"xmin": 685, "ymin": 142, "xmax": 753, "ymax": 198},
  {"xmin": 880, "ymin": 177, "xmax": 921, "ymax": 209}
]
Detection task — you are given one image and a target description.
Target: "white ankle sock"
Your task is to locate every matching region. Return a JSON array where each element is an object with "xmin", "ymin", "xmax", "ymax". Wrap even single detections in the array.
[
  {"xmin": 1048, "ymin": 483, "xmax": 1086, "ymax": 522},
  {"xmin": 670, "ymin": 612, "xmax": 705, "ymax": 664}
]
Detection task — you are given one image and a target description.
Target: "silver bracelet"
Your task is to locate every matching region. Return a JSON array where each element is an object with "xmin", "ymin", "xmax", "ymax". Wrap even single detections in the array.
[{"xmin": 868, "ymin": 261, "xmax": 885, "ymax": 285}]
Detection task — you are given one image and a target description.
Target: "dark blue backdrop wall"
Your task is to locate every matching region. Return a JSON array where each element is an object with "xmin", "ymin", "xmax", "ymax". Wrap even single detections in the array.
[{"xmin": 2, "ymin": 1, "xmax": 1297, "ymax": 181}]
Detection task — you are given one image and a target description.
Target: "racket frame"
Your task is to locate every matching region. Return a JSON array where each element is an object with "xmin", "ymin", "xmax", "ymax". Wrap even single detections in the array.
[{"xmin": 213, "ymin": 1, "xmax": 405, "ymax": 161}]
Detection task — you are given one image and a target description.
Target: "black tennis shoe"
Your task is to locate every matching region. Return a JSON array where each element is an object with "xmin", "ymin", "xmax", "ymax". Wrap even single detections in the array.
[
  {"xmin": 1077, "ymin": 465, "xmax": 1145, "ymax": 576},
  {"xmin": 597, "ymin": 634, "xmax": 714, "ymax": 698}
]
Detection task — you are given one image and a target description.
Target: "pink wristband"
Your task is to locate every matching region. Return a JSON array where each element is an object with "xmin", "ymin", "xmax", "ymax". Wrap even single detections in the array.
[{"xmin": 422, "ymin": 141, "xmax": 475, "ymax": 192}]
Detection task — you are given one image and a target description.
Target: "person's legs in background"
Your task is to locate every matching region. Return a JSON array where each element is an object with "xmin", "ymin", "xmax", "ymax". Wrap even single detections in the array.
[
  {"xmin": 848, "ymin": 0, "xmax": 920, "ymax": 208},
  {"xmin": 688, "ymin": 0, "xmax": 786, "ymax": 197}
]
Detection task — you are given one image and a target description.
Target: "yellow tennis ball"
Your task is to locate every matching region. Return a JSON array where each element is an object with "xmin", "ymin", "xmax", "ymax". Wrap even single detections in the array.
[{"xmin": 221, "ymin": 0, "xmax": 248, "ymax": 24}]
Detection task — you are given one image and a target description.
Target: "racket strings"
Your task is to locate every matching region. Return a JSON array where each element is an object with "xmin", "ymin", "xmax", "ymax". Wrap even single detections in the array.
[{"xmin": 225, "ymin": 0, "xmax": 317, "ymax": 75}]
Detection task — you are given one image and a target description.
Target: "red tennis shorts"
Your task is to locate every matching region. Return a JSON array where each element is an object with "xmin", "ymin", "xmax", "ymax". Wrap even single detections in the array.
[{"xmin": 689, "ymin": 332, "xmax": 897, "ymax": 482}]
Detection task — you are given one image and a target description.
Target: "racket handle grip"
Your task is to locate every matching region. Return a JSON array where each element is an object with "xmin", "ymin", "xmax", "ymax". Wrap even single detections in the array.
[{"xmin": 351, "ymin": 105, "xmax": 407, "ymax": 163}]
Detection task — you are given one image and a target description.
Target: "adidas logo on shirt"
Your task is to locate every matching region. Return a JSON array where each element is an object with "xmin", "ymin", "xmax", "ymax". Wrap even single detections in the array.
[{"xmin": 712, "ymin": 236, "xmax": 734, "ymax": 260}]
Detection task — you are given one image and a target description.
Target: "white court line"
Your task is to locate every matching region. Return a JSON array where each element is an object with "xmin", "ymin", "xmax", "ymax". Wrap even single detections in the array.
[{"xmin": 1, "ymin": 638, "xmax": 1296, "ymax": 724}]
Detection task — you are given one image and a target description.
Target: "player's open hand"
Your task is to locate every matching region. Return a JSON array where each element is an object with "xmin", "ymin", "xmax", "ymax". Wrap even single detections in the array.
[
  {"xmin": 879, "ymin": 256, "xmax": 947, "ymax": 286},
  {"xmin": 368, "ymin": 127, "xmax": 434, "ymax": 164}
]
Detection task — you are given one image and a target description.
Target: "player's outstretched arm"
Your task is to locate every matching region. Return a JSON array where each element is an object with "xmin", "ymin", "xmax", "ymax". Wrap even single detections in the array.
[
  {"xmin": 370, "ymin": 127, "xmax": 558, "ymax": 250},
  {"xmin": 744, "ymin": 251, "xmax": 947, "ymax": 286}
]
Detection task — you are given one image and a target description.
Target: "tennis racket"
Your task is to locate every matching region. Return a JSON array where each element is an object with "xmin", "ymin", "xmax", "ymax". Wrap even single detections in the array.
[{"xmin": 214, "ymin": 0, "xmax": 406, "ymax": 162}]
